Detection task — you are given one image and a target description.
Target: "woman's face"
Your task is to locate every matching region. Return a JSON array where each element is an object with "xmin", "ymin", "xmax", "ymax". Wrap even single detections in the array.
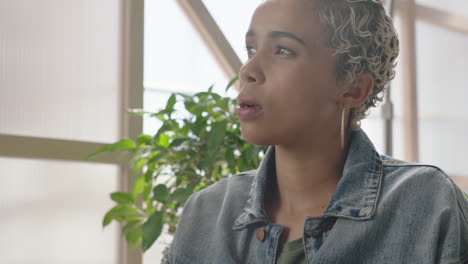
[{"xmin": 237, "ymin": 0, "xmax": 343, "ymax": 147}]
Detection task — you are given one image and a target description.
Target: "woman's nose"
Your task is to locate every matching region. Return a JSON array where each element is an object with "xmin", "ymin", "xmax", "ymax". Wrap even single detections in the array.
[{"xmin": 239, "ymin": 60, "xmax": 265, "ymax": 85}]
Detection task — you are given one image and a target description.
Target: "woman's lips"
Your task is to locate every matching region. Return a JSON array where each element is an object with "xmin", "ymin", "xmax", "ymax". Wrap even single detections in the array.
[
  {"xmin": 236, "ymin": 103, "xmax": 263, "ymax": 120},
  {"xmin": 236, "ymin": 95, "xmax": 263, "ymax": 120}
]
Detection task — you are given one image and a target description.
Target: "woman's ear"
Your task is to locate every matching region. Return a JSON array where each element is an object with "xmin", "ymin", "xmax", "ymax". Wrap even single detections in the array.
[{"xmin": 338, "ymin": 72, "xmax": 374, "ymax": 108}]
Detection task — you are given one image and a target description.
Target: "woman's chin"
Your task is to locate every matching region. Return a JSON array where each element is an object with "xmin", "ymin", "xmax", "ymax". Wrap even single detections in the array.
[{"xmin": 240, "ymin": 128, "xmax": 274, "ymax": 146}]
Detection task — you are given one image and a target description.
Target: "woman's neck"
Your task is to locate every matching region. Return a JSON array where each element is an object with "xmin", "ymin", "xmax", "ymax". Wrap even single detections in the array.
[{"xmin": 267, "ymin": 136, "xmax": 349, "ymax": 217}]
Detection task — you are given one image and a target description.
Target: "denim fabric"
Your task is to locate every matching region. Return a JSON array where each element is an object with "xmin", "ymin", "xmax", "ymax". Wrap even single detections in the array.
[{"xmin": 166, "ymin": 129, "xmax": 468, "ymax": 263}]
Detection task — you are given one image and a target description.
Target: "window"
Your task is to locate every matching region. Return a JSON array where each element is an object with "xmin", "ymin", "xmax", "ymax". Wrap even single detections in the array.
[
  {"xmin": 0, "ymin": 0, "xmax": 129, "ymax": 263},
  {"xmin": 416, "ymin": 20, "xmax": 468, "ymax": 177},
  {"xmin": 0, "ymin": 158, "xmax": 120, "ymax": 263}
]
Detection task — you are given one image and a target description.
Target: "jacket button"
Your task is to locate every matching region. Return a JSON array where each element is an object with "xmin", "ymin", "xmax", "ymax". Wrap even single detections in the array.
[{"xmin": 256, "ymin": 228, "xmax": 266, "ymax": 242}]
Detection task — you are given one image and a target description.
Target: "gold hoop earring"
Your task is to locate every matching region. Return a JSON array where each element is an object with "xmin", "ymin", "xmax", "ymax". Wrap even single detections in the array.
[{"xmin": 341, "ymin": 108, "xmax": 346, "ymax": 150}]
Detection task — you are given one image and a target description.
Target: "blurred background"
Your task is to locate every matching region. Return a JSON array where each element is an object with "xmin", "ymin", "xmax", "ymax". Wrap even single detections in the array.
[{"xmin": 0, "ymin": 0, "xmax": 467, "ymax": 263}]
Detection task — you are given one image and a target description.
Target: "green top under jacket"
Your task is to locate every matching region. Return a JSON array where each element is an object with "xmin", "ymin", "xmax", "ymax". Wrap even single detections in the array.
[{"xmin": 276, "ymin": 237, "xmax": 307, "ymax": 264}]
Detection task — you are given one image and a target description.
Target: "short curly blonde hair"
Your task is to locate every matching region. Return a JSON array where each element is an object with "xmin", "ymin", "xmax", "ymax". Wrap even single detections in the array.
[{"xmin": 312, "ymin": 0, "xmax": 399, "ymax": 129}]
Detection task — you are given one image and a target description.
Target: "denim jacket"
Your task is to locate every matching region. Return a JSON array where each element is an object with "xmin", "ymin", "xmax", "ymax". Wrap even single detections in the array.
[{"xmin": 166, "ymin": 129, "xmax": 468, "ymax": 263}]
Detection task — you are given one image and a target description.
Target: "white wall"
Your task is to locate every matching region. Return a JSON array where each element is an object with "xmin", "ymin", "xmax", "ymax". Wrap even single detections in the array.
[
  {"xmin": 0, "ymin": 0, "xmax": 125, "ymax": 263},
  {"xmin": 0, "ymin": 0, "xmax": 121, "ymax": 143}
]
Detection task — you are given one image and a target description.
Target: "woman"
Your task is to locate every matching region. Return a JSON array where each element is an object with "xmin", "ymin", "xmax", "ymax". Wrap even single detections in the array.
[{"xmin": 165, "ymin": 0, "xmax": 468, "ymax": 263}]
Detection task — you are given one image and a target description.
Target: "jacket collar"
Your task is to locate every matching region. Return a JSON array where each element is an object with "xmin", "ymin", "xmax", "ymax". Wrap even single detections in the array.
[{"xmin": 232, "ymin": 129, "xmax": 383, "ymax": 231}]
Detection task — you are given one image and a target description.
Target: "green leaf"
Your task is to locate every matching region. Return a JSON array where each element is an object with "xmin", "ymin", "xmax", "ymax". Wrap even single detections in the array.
[
  {"xmin": 137, "ymin": 134, "xmax": 152, "ymax": 146},
  {"xmin": 133, "ymin": 176, "xmax": 145, "ymax": 197},
  {"xmin": 198, "ymin": 120, "xmax": 227, "ymax": 168},
  {"xmin": 210, "ymin": 92, "xmax": 221, "ymax": 101},
  {"xmin": 126, "ymin": 109, "xmax": 156, "ymax": 116},
  {"xmin": 142, "ymin": 182, "xmax": 153, "ymax": 200},
  {"xmin": 144, "ymin": 167, "xmax": 155, "ymax": 182},
  {"xmin": 245, "ymin": 145, "xmax": 260, "ymax": 168},
  {"xmin": 225, "ymin": 76, "xmax": 239, "ymax": 92},
  {"xmin": 194, "ymin": 91, "xmax": 211, "ymax": 99},
  {"xmin": 122, "ymin": 220, "xmax": 143, "ymax": 237},
  {"xmin": 126, "ymin": 225, "xmax": 142, "ymax": 248},
  {"xmin": 147, "ymin": 151, "xmax": 162, "ymax": 163},
  {"xmin": 153, "ymin": 110, "xmax": 169, "ymax": 122},
  {"xmin": 134, "ymin": 158, "xmax": 147, "ymax": 174},
  {"xmin": 219, "ymin": 97, "xmax": 230, "ymax": 112},
  {"xmin": 108, "ymin": 138, "xmax": 136, "ymax": 151},
  {"xmin": 238, "ymin": 155, "xmax": 248, "ymax": 172},
  {"xmin": 142, "ymin": 211, "xmax": 163, "ymax": 252},
  {"xmin": 102, "ymin": 210, "xmax": 115, "ymax": 227},
  {"xmin": 192, "ymin": 116, "xmax": 206, "ymax": 137},
  {"xmin": 170, "ymin": 188, "xmax": 192, "ymax": 204},
  {"xmin": 168, "ymin": 224, "xmax": 177, "ymax": 234},
  {"xmin": 85, "ymin": 139, "xmax": 136, "ymax": 160},
  {"xmin": 165, "ymin": 94, "xmax": 177, "ymax": 112},
  {"xmin": 102, "ymin": 205, "xmax": 140, "ymax": 227},
  {"xmin": 207, "ymin": 121, "xmax": 227, "ymax": 148},
  {"xmin": 184, "ymin": 101, "xmax": 197, "ymax": 114},
  {"xmin": 170, "ymin": 138, "xmax": 190, "ymax": 147},
  {"xmin": 207, "ymin": 84, "xmax": 214, "ymax": 93},
  {"xmin": 175, "ymin": 92, "xmax": 191, "ymax": 100},
  {"xmin": 225, "ymin": 148, "xmax": 236, "ymax": 171},
  {"xmin": 158, "ymin": 133, "xmax": 170, "ymax": 148},
  {"xmin": 168, "ymin": 119, "xmax": 181, "ymax": 131},
  {"xmin": 110, "ymin": 192, "xmax": 135, "ymax": 204},
  {"xmin": 153, "ymin": 184, "xmax": 169, "ymax": 203}
]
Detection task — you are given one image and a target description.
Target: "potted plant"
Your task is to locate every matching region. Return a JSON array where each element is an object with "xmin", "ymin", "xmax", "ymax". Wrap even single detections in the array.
[{"xmin": 86, "ymin": 78, "xmax": 267, "ymax": 252}]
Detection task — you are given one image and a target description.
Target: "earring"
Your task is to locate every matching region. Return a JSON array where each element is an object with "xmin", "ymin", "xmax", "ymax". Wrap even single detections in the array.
[{"xmin": 341, "ymin": 108, "xmax": 346, "ymax": 150}]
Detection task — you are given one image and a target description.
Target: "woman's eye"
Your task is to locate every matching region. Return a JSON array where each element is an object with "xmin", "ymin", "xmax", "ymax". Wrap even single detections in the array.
[
  {"xmin": 276, "ymin": 46, "xmax": 294, "ymax": 56},
  {"xmin": 245, "ymin": 46, "xmax": 256, "ymax": 57},
  {"xmin": 244, "ymin": 45, "xmax": 294, "ymax": 58}
]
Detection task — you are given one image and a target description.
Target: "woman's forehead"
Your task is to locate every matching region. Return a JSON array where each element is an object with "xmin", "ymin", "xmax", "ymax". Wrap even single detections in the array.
[
  {"xmin": 248, "ymin": 0, "xmax": 325, "ymax": 44},
  {"xmin": 254, "ymin": 0, "xmax": 315, "ymax": 19}
]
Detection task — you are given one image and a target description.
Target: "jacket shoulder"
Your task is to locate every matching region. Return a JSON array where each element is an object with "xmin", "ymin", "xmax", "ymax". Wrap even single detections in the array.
[
  {"xmin": 167, "ymin": 171, "xmax": 257, "ymax": 263},
  {"xmin": 188, "ymin": 170, "xmax": 256, "ymax": 205},
  {"xmin": 379, "ymin": 155, "xmax": 468, "ymax": 262},
  {"xmin": 380, "ymin": 155, "xmax": 468, "ymax": 222}
]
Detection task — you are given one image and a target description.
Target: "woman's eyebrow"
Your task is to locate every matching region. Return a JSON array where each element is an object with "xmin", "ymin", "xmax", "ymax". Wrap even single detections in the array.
[{"xmin": 245, "ymin": 29, "xmax": 307, "ymax": 46}]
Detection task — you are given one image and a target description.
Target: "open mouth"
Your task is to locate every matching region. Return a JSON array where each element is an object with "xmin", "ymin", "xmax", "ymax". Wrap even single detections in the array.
[
  {"xmin": 240, "ymin": 103, "xmax": 261, "ymax": 109},
  {"xmin": 236, "ymin": 99, "xmax": 263, "ymax": 119}
]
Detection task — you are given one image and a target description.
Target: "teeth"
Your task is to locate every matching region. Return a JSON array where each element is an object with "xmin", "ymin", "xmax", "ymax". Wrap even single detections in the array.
[{"xmin": 240, "ymin": 103, "xmax": 259, "ymax": 108}]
